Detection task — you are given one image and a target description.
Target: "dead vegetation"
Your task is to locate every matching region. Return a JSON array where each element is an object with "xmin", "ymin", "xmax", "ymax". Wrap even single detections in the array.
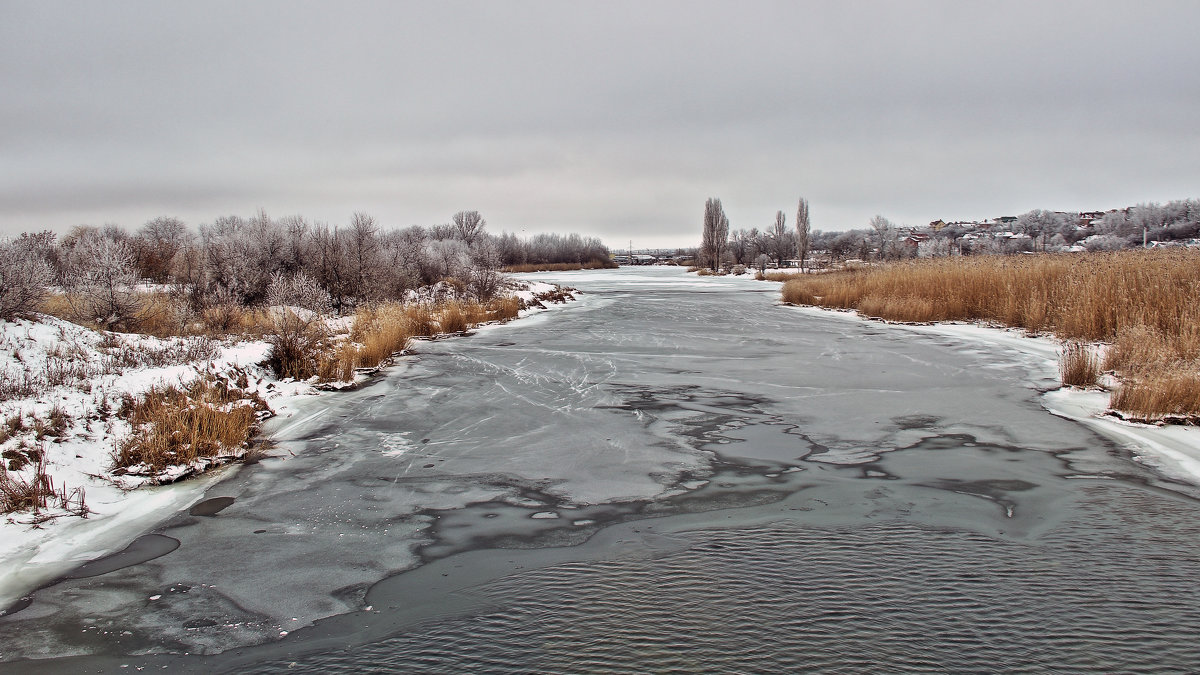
[
  {"xmin": 780, "ymin": 250, "xmax": 1200, "ymax": 422},
  {"xmin": 1059, "ymin": 342, "xmax": 1100, "ymax": 388},
  {"xmin": 0, "ymin": 447, "xmax": 88, "ymax": 518},
  {"xmin": 113, "ymin": 373, "xmax": 269, "ymax": 476},
  {"xmin": 314, "ymin": 297, "xmax": 527, "ymax": 383}
]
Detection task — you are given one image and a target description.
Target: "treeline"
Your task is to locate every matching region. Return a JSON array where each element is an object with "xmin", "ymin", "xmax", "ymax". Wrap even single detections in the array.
[
  {"xmin": 695, "ymin": 198, "xmax": 1200, "ymax": 270},
  {"xmin": 0, "ymin": 210, "xmax": 611, "ymax": 326},
  {"xmin": 815, "ymin": 199, "xmax": 1200, "ymax": 262},
  {"xmin": 495, "ymin": 232, "xmax": 612, "ymax": 268},
  {"xmin": 699, "ymin": 197, "xmax": 812, "ymax": 272}
]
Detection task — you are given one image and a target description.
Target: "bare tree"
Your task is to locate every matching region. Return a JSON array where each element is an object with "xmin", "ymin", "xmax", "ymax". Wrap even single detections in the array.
[
  {"xmin": 772, "ymin": 211, "xmax": 787, "ymax": 266},
  {"xmin": 728, "ymin": 229, "xmax": 750, "ymax": 265},
  {"xmin": 795, "ymin": 198, "xmax": 811, "ymax": 272},
  {"xmin": 134, "ymin": 216, "xmax": 191, "ymax": 283},
  {"xmin": 468, "ymin": 237, "xmax": 505, "ymax": 299},
  {"xmin": 347, "ymin": 212, "xmax": 380, "ymax": 305},
  {"xmin": 700, "ymin": 198, "xmax": 730, "ymax": 272},
  {"xmin": 452, "ymin": 211, "xmax": 486, "ymax": 246}
]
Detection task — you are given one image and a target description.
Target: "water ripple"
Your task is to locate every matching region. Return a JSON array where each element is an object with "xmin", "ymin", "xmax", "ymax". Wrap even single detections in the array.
[{"xmin": 250, "ymin": 486, "xmax": 1200, "ymax": 674}]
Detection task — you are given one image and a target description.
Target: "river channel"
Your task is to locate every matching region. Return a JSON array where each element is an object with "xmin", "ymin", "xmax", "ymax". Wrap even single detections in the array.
[{"xmin": 4, "ymin": 266, "xmax": 1200, "ymax": 673}]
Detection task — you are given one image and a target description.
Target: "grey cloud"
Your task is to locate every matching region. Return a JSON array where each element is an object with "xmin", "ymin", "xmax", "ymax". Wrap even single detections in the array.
[{"xmin": 2, "ymin": 1, "xmax": 1198, "ymax": 244}]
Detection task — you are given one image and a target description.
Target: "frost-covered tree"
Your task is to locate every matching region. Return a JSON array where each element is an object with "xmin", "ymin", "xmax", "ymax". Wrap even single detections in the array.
[
  {"xmin": 199, "ymin": 213, "xmax": 285, "ymax": 306},
  {"xmin": 495, "ymin": 231, "xmax": 525, "ymax": 266},
  {"xmin": 1084, "ymin": 234, "xmax": 1129, "ymax": 252},
  {"xmin": 468, "ymin": 238, "xmax": 505, "ymax": 299},
  {"xmin": 0, "ymin": 236, "xmax": 55, "ymax": 320},
  {"xmin": 869, "ymin": 215, "xmax": 899, "ymax": 260},
  {"xmin": 452, "ymin": 211, "xmax": 486, "ymax": 246},
  {"xmin": 917, "ymin": 237, "xmax": 952, "ymax": 258},
  {"xmin": 346, "ymin": 212, "xmax": 381, "ymax": 304},
  {"xmin": 423, "ymin": 238, "xmax": 471, "ymax": 283},
  {"xmin": 265, "ymin": 270, "xmax": 332, "ymax": 315},
  {"xmin": 63, "ymin": 231, "xmax": 142, "ymax": 329}
]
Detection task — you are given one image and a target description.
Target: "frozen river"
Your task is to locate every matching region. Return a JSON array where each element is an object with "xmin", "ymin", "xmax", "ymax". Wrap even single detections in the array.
[{"xmin": 5, "ymin": 266, "xmax": 1200, "ymax": 673}]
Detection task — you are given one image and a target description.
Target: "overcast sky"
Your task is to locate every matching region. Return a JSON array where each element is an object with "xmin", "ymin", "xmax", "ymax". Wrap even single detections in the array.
[{"xmin": 2, "ymin": 1, "xmax": 1198, "ymax": 248}]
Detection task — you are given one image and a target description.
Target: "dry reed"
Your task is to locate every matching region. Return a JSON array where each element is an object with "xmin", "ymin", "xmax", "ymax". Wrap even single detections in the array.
[
  {"xmin": 780, "ymin": 250, "xmax": 1200, "ymax": 420},
  {"xmin": 315, "ymin": 296, "xmax": 524, "ymax": 382},
  {"xmin": 0, "ymin": 449, "xmax": 52, "ymax": 512},
  {"xmin": 115, "ymin": 375, "xmax": 269, "ymax": 473},
  {"xmin": 1059, "ymin": 342, "xmax": 1100, "ymax": 388},
  {"xmin": 760, "ymin": 270, "xmax": 805, "ymax": 282},
  {"xmin": 437, "ymin": 302, "xmax": 470, "ymax": 334}
]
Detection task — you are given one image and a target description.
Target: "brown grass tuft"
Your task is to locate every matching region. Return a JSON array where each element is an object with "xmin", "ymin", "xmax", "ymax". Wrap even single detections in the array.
[
  {"xmin": 402, "ymin": 305, "xmax": 438, "ymax": 338},
  {"xmin": 1059, "ymin": 342, "xmax": 1100, "ymax": 388},
  {"xmin": 438, "ymin": 302, "xmax": 470, "ymax": 334},
  {"xmin": 487, "ymin": 296, "xmax": 522, "ymax": 322},
  {"xmin": 115, "ymin": 375, "xmax": 269, "ymax": 473},
  {"xmin": 760, "ymin": 270, "xmax": 804, "ymax": 282},
  {"xmin": 1111, "ymin": 370, "xmax": 1200, "ymax": 423}
]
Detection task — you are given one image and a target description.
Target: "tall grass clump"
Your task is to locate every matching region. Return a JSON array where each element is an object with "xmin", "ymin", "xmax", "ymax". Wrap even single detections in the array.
[
  {"xmin": 1059, "ymin": 341, "xmax": 1100, "ymax": 388},
  {"xmin": 437, "ymin": 302, "xmax": 470, "ymax": 334},
  {"xmin": 781, "ymin": 250, "xmax": 1200, "ymax": 420},
  {"xmin": 487, "ymin": 296, "xmax": 522, "ymax": 322},
  {"xmin": 319, "ymin": 303, "xmax": 417, "ymax": 381},
  {"xmin": 114, "ymin": 374, "xmax": 269, "ymax": 474}
]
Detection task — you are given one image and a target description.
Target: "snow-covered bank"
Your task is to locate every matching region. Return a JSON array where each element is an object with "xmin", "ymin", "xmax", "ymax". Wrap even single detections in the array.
[
  {"xmin": 0, "ymin": 280, "xmax": 574, "ymax": 612},
  {"xmin": 784, "ymin": 304, "xmax": 1200, "ymax": 487}
]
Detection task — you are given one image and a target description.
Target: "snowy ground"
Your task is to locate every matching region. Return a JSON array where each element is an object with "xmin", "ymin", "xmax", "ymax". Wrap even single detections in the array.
[
  {"xmin": 0, "ymin": 279, "xmax": 570, "ymax": 611},
  {"xmin": 783, "ymin": 303, "xmax": 1200, "ymax": 487}
]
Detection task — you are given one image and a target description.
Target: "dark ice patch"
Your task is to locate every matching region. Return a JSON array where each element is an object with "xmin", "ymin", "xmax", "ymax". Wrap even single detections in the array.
[
  {"xmin": 63, "ymin": 534, "xmax": 181, "ymax": 580},
  {"xmin": 189, "ymin": 496, "xmax": 236, "ymax": 516}
]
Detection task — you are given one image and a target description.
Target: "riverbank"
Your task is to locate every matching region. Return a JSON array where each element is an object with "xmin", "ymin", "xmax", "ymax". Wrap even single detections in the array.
[{"xmin": 0, "ymin": 280, "xmax": 576, "ymax": 612}]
